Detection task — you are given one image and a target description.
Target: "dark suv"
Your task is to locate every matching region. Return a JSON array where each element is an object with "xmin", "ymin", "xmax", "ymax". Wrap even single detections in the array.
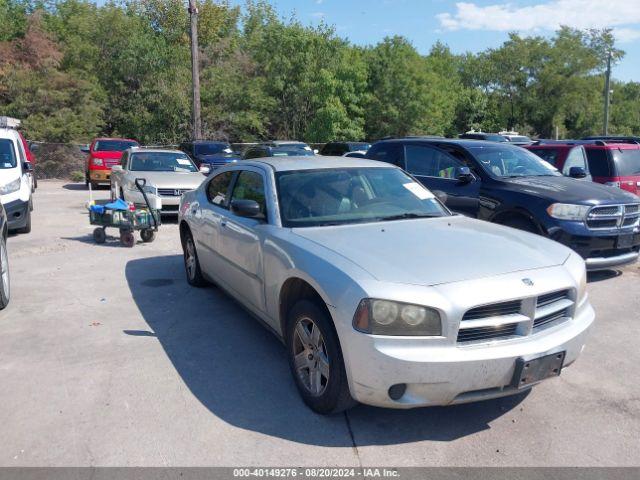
[
  {"xmin": 179, "ymin": 140, "xmax": 240, "ymax": 170},
  {"xmin": 320, "ymin": 141, "xmax": 371, "ymax": 156},
  {"xmin": 366, "ymin": 138, "xmax": 640, "ymax": 270}
]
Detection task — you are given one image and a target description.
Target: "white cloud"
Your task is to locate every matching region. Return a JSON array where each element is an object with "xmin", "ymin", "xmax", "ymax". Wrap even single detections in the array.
[
  {"xmin": 437, "ymin": 1, "xmax": 640, "ymax": 38},
  {"xmin": 310, "ymin": 11, "xmax": 326, "ymax": 19}
]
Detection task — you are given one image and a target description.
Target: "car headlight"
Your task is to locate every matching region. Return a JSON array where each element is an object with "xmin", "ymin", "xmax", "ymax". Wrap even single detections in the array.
[
  {"xmin": 91, "ymin": 158, "xmax": 104, "ymax": 166},
  {"xmin": 353, "ymin": 299, "xmax": 442, "ymax": 336},
  {"xmin": 0, "ymin": 177, "xmax": 21, "ymax": 194},
  {"xmin": 547, "ymin": 203, "xmax": 590, "ymax": 221}
]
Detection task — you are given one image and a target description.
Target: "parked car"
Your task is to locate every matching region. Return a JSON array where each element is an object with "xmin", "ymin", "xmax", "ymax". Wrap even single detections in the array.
[
  {"xmin": 525, "ymin": 142, "xmax": 592, "ymax": 181},
  {"xmin": 179, "ymin": 140, "xmax": 240, "ymax": 170},
  {"xmin": 320, "ymin": 141, "xmax": 371, "ymax": 156},
  {"xmin": 366, "ymin": 138, "xmax": 640, "ymax": 270},
  {"xmin": 18, "ymin": 131, "xmax": 36, "ymax": 190},
  {"xmin": 110, "ymin": 148, "xmax": 208, "ymax": 215},
  {"xmin": 0, "ymin": 117, "xmax": 34, "ymax": 234},
  {"xmin": 528, "ymin": 140, "xmax": 640, "ymax": 196},
  {"xmin": 583, "ymin": 135, "xmax": 640, "ymax": 144},
  {"xmin": 0, "ymin": 201, "xmax": 9, "ymax": 309},
  {"xmin": 179, "ymin": 155, "xmax": 593, "ymax": 413},
  {"xmin": 242, "ymin": 144, "xmax": 315, "ymax": 159},
  {"xmin": 261, "ymin": 140, "xmax": 315, "ymax": 152},
  {"xmin": 499, "ymin": 131, "xmax": 534, "ymax": 146},
  {"xmin": 82, "ymin": 137, "xmax": 139, "ymax": 189},
  {"xmin": 459, "ymin": 131, "xmax": 508, "ymax": 142}
]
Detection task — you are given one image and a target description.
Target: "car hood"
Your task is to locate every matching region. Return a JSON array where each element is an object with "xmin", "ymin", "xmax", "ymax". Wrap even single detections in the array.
[
  {"xmin": 292, "ymin": 215, "xmax": 570, "ymax": 286},
  {"xmin": 500, "ymin": 175, "xmax": 639, "ymax": 204},
  {"xmin": 129, "ymin": 171, "xmax": 205, "ymax": 189},
  {"xmin": 91, "ymin": 151, "xmax": 124, "ymax": 160}
]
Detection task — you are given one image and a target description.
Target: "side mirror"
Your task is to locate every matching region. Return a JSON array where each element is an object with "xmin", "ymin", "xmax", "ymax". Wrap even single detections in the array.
[
  {"xmin": 199, "ymin": 164, "xmax": 211, "ymax": 175},
  {"xmin": 457, "ymin": 166, "xmax": 474, "ymax": 184},
  {"xmin": 433, "ymin": 190, "xmax": 448, "ymax": 203},
  {"xmin": 80, "ymin": 144, "xmax": 90, "ymax": 154},
  {"xmin": 568, "ymin": 166, "xmax": 587, "ymax": 179},
  {"xmin": 111, "ymin": 165, "xmax": 123, "ymax": 172},
  {"xmin": 23, "ymin": 161, "xmax": 34, "ymax": 173},
  {"xmin": 313, "ymin": 149, "xmax": 319, "ymax": 155},
  {"xmin": 230, "ymin": 199, "xmax": 264, "ymax": 219}
]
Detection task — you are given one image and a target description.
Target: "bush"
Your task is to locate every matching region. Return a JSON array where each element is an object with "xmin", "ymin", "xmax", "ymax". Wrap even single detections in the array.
[{"xmin": 70, "ymin": 170, "xmax": 85, "ymax": 182}]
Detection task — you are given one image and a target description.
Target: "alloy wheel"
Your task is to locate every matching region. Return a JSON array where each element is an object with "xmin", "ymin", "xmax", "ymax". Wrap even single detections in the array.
[
  {"xmin": 185, "ymin": 238, "xmax": 197, "ymax": 280},
  {"xmin": 292, "ymin": 317, "xmax": 330, "ymax": 396}
]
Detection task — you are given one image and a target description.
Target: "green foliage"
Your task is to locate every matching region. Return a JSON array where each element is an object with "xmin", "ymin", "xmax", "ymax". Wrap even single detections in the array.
[{"xmin": 0, "ymin": 0, "xmax": 638, "ymax": 144}]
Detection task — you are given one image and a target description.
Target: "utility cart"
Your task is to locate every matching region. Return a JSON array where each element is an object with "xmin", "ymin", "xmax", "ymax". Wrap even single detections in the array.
[{"xmin": 88, "ymin": 178, "xmax": 160, "ymax": 247}]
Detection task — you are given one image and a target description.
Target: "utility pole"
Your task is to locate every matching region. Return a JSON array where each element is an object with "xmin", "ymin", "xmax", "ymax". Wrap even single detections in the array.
[
  {"xmin": 603, "ymin": 49, "xmax": 612, "ymax": 136},
  {"xmin": 188, "ymin": 0, "xmax": 202, "ymax": 141}
]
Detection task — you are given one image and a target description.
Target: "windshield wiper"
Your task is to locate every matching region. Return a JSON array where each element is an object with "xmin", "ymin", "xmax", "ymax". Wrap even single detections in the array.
[{"xmin": 377, "ymin": 213, "xmax": 440, "ymax": 222}]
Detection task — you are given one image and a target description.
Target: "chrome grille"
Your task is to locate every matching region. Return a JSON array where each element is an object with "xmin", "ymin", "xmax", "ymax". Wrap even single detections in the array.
[
  {"xmin": 457, "ymin": 324, "xmax": 519, "ymax": 343},
  {"xmin": 157, "ymin": 188, "xmax": 188, "ymax": 197},
  {"xmin": 536, "ymin": 290, "xmax": 570, "ymax": 307},
  {"xmin": 534, "ymin": 308, "xmax": 570, "ymax": 329},
  {"xmin": 586, "ymin": 204, "xmax": 640, "ymax": 230}
]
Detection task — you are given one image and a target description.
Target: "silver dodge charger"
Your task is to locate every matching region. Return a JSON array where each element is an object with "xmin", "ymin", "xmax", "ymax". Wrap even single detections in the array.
[{"xmin": 178, "ymin": 156, "xmax": 594, "ymax": 414}]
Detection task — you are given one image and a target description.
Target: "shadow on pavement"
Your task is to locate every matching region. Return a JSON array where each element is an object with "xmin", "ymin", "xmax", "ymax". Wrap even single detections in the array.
[
  {"xmin": 587, "ymin": 270, "xmax": 622, "ymax": 283},
  {"xmin": 125, "ymin": 254, "xmax": 527, "ymax": 447},
  {"xmin": 62, "ymin": 183, "xmax": 89, "ymax": 191}
]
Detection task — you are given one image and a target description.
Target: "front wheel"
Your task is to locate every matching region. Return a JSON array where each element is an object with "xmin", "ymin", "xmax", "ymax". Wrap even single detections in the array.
[
  {"xmin": 17, "ymin": 207, "xmax": 31, "ymax": 234},
  {"xmin": 0, "ymin": 235, "xmax": 10, "ymax": 310},
  {"xmin": 286, "ymin": 300, "xmax": 355, "ymax": 414},
  {"xmin": 183, "ymin": 231, "xmax": 206, "ymax": 287}
]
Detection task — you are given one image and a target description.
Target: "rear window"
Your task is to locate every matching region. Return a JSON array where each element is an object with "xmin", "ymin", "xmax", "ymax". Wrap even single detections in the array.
[
  {"xmin": 612, "ymin": 149, "xmax": 640, "ymax": 176},
  {"xmin": 585, "ymin": 149, "xmax": 613, "ymax": 177},
  {"xmin": 94, "ymin": 140, "xmax": 139, "ymax": 152},
  {"xmin": 0, "ymin": 139, "xmax": 17, "ymax": 169}
]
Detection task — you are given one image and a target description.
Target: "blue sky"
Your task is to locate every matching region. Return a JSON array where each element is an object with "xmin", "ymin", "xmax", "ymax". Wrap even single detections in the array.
[{"xmin": 225, "ymin": 0, "xmax": 640, "ymax": 81}]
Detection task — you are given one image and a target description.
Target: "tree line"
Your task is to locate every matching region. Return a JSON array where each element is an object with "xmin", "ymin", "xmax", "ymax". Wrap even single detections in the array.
[{"xmin": 1, "ymin": 0, "xmax": 639, "ymax": 145}]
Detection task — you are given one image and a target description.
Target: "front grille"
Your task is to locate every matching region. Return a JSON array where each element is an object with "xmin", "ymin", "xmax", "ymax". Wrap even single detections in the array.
[
  {"xmin": 457, "ymin": 323, "xmax": 519, "ymax": 343},
  {"xmin": 537, "ymin": 290, "xmax": 570, "ymax": 307},
  {"xmin": 462, "ymin": 300, "xmax": 521, "ymax": 321},
  {"xmin": 586, "ymin": 204, "xmax": 640, "ymax": 231},
  {"xmin": 158, "ymin": 188, "xmax": 188, "ymax": 197},
  {"xmin": 534, "ymin": 308, "xmax": 569, "ymax": 329},
  {"xmin": 161, "ymin": 204, "xmax": 179, "ymax": 211}
]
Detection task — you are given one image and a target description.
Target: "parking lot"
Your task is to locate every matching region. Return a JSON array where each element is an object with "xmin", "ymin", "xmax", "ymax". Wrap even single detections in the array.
[{"xmin": 1, "ymin": 180, "xmax": 639, "ymax": 467}]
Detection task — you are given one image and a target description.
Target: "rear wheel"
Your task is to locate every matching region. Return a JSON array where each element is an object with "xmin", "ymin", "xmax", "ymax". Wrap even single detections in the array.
[
  {"xmin": 183, "ymin": 230, "xmax": 206, "ymax": 287},
  {"xmin": 286, "ymin": 300, "xmax": 355, "ymax": 414},
  {"xmin": 0, "ymin": 235, "xmax": 10, "ymax": 310}
]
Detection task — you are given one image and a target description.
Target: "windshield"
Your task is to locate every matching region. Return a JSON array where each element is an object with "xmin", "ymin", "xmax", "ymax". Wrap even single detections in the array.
[
  {"xmin": 130, "ymin": 152, "xmax": 198, "ymax": 172},
  {"xmin": 469, "ymin": 144, "xmax": 561, "ymax": 178},
  {"xmin": 0, "ymin": 139, "xmax": 17, "ymax": 169},
  {"xmin": 94, "ymin": 140, "xmax": 138, "ymax": 152},
  {"xmin": 349, "ymin": 143, "xmax": 371, "ymax": 151},
  {"xmin": 272, "ymin": 148, "xmax": 315, "ymax": 157},
  {"xmin": 276, "ymin": 167, "xmax": 449, "ymax": 227},
  {"xmin": 612, "ymin": 149, "xmax": 640, "ymax": 176},
  {"xmin": 508, "ymin": 136, "xmax": 532, "ymax": 143},
  {"xmin": 194, "ymin": 143, "xmax": 231, "ymax": 155}
]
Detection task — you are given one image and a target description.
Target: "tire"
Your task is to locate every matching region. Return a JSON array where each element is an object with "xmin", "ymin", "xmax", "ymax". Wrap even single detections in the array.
[
  {"xmin": 140, "ymin": 229, "xmax": 156, "ymax": 243},
  {"xmin": 16, "ymin": 207, "xmax": 31, "ymax": 234},
  {"xmin": 93, "ymin": 227, "xmax": 106, "ymax": 244},
  {"xmin": 499, "ymin": 216, "xmax": 538, "ymax": 234},
  {"xmin": 85, "ymin": 173, "xmax": 89, "ymax": 188},
  {"xmin": 0, "ymin": 235, "xmax": 10, "ymax": 310},
  {"xmin": 183, "ymin": 230, "xmax": 207, "ymax": 287},
  {"xmin": 286, "ymin": 300, "xmax": 356, "ymax": 414},
  {"xmin": 119, "ymin": 231, "xmax": 135, "ymax": 248}
]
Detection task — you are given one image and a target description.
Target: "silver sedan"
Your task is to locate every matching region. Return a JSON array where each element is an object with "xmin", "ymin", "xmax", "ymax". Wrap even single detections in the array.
[{"xmin": 178, "ymin": 156, "xmax": 594, "ymax": 414}]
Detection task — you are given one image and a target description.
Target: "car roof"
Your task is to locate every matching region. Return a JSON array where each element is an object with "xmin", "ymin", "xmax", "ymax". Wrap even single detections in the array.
[
  {"xmin": 238, "ymin": 156, "xmax": 394, "ymax": 172},
  {"xmin": 0, "ymin": 128, "xmax": 20, "ymax": 140},
  {"xmin": 129, "ymin": 147, "xmax": 185, "ymax": 154},
  {"xmin": 189, "ymin": 140, "xmax": 229, "ymax": 144},
  {"xmin": 93, "ymin": 137, "xmax": 138, "ymax": 142},
  {"xmin": 375, "ymin": 138, "xmax": 514, "ymax": 149}
]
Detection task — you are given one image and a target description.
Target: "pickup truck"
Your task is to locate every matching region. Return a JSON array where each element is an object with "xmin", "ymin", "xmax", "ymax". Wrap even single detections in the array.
[{"xmin": 110, "ymin": 148, "xmax": 208, "ymax": 215}]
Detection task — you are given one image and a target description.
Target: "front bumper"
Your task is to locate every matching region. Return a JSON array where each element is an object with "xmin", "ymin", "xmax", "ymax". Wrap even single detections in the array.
[
  {"xmin": 89, "ymin": 170, "xmax": 111, "ymax": 184},
  {"xmin": 549, "ymin": 228, "xmax": 640, "ymax": 271},
  {"xmin": 4, "ymin": 198, "xmax": 29, "ymax": 230},
  {"xmin": 342, "ymin": 300, "xmax": 594, "ymax": 409}
]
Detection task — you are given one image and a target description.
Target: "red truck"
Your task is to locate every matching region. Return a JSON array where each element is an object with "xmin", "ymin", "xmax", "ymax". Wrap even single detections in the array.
[
  {"xmin": 526, "ymin": 140, "xmax": 640, "ymax": 196},
  {"xmin": 83, "ymin": 137, "xmax": 139, "ymax": 189}
]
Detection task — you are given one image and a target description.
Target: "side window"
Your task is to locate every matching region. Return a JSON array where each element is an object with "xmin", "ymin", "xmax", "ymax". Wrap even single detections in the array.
[
  {"xmin": 405, "ymin": 145, "xmax": 463, "ymax": 178},
  {"xmin": 207, "ymin": 171, "xmax": 234, "ymax": 207},
  {"xmin": 230, "ymin": 171, "xmax": 267, "ymax": 217},
  {"xmin": 120, "ymin": 151, "xmax": 128, "ymax": 167},
  {"xmin": 530, "ymin": 148, "xmax": 558, "ymax": 166},
  {"xmin": 585, "ymin": 149, "xmax": 612, "ymax": 177},
  {"xmin": 15, "ymin": 139, "xmax": 26, "ymax": 164},
  {"xmin": 367, "ymin": 144, "xmax": 402, "ymax": 166},
  {"xmin": 563, "ymin": 146, "xmax": 588, "ymax": 175}
]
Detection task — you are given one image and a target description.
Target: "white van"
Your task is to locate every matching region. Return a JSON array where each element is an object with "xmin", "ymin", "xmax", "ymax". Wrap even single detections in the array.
[{"xmin": 0, "ymin": 117, "xmax": 33, "ymax": 233}]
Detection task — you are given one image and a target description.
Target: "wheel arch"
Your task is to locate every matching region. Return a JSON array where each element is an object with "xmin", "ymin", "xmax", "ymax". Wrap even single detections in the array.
[
  {"xmin": 278, "ymin": 277, "xmax": 334, "ymax": 342},
  {"xmin": 490, "ymin": 207, "xmax": 545, "ymax": 234},
  {"xmin": 179, "ymin": 220, "xmax": 191, "ymax": 247}
]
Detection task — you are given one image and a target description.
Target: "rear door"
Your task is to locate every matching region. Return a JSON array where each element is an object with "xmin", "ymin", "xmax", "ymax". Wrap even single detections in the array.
[
  {"xmin": 401, "ymin": 144, "xmax": 480, "ymax": 216},
  {"xmin": 612, "ymin": 148, "xmax": 640, "ymax": 195}
]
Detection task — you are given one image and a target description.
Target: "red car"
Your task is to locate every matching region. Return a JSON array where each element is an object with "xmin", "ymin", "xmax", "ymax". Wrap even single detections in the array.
[
  {"xmin": 527, "ymin": 140, "xmax": 640, "ymax": 196},
  {"xmin": 83, "ymin": 137, "xmax": 139, "ymax": 189},
  {"xmin": 18, "ymin": 131, "xmax": 36, "ymax": 190}
]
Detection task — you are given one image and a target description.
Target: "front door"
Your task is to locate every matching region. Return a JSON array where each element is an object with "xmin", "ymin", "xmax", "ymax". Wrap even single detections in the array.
[{"xmin": 402, "ymin": 144, "xmax": 481, "ymax": 217}]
